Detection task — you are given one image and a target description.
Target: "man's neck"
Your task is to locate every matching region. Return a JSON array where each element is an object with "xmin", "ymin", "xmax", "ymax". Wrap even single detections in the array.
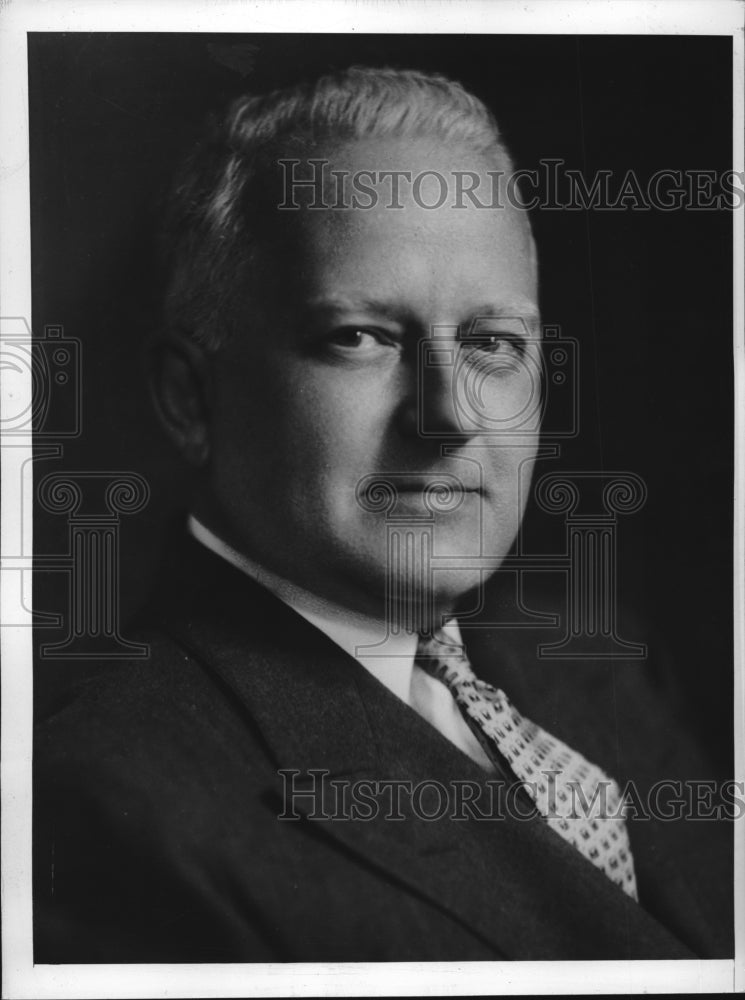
[
  {"xmin": 188, "ymin": 501, "xmax": 459, "ymax": 632},
  {"xmin": 188, "ymin": 514, "xmax": 407, "ymax": 637}
]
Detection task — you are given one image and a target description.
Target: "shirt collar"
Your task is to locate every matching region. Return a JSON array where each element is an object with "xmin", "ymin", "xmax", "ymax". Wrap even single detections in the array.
[{"xmin": 188, "ymin": 515, "xmax": 426, "ymax": 704}]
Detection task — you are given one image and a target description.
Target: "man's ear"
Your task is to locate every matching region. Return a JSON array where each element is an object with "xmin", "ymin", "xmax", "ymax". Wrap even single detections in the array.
[{"xmin": 149, "ymin": 331, "xmax": 213, "ymax": 466}]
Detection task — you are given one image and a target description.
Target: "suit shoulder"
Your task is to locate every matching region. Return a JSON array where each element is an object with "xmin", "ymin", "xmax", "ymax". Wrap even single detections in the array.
[{"xmin": 34, "ymin": 626, "xmax": 272, "ymax": 798}]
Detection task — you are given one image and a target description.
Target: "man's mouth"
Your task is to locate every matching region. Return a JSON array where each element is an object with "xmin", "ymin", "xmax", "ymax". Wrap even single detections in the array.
[
  {"xmin": 382, "ymin": 475, "xmax": 483, "ymax": 494},
  {"xmin": 355, "ymin": 473, "xmax": 487, "ymax": 517},
  {"xmin": 396, "ymin": 482, "xmax": 482, "ymax": 494}
]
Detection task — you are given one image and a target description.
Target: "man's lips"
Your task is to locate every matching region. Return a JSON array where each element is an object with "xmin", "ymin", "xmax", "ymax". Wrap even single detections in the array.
[
  {"xmin": 355, "ymin": 473, "xmax": 488, "ymax": 515},
  {"xmin": 373, "ymin": 476, "xmax": 485, "ymax": 494},
  {"xmin": 396, "ymin": 482, "xmax": 482, "ymax": 493}
]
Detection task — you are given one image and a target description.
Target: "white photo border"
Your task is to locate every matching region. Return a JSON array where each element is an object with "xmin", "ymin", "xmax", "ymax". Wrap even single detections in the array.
[{"xmin": 2, "ymin": 1, "xmax": 743, "ymax": 996}]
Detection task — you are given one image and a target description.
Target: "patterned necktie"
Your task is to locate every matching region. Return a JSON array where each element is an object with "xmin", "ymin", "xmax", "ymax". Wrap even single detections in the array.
[{"xmin": 416, "ymin": 627, "xmax": 638, "ymax": 900}]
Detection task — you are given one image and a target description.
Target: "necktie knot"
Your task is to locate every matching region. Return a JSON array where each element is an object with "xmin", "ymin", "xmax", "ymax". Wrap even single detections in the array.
[{"xmin": 415, "ymin": 626, "xmax": 474, "ymax": 685}]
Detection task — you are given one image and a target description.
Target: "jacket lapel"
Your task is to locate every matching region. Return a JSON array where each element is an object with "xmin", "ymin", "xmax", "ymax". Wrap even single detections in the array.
[{"xmin": 152, "ymin": 541, "xmax": 696, "ymax": 959}]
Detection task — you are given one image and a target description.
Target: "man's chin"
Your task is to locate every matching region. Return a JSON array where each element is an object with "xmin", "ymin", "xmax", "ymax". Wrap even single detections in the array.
[
  {"xmin": 333, "ymin": 521, "xmax": 514, "ymax": 623},
  {"xmin": 371, "ymin": 565, "xmax": 491, "ymax": 630}
]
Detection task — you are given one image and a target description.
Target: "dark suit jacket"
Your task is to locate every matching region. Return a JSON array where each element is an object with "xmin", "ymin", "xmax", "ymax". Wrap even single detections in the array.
[{"xmin": 33, "ymin": 533, "xmax": 733, "ymax": 962}]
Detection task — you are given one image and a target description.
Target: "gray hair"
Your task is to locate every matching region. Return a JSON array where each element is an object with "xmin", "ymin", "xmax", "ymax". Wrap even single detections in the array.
[{"xmin": 160, "ymin": 65, "xmax": 516, "ymax": 352}]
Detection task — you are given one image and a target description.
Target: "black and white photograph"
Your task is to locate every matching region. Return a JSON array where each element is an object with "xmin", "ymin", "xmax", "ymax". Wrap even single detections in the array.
[{"xmin": 1, "ymin": 1, "xmax": 743, "ymax": 996}]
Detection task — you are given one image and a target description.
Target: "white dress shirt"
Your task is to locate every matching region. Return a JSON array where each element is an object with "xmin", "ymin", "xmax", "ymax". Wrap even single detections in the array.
[{"xmin": 188, "ymin": 515, "xmax": 494, "ymax": 772}]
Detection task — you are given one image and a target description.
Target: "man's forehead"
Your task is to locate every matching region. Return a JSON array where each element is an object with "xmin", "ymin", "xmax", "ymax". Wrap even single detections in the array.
[
  {"xmin": 284, "ymin": 160, "xmax": 534, "ymax": 248},
  {"xmin": 263, "ymin": 132, "xmax": 538, "ymax": 321},
  {"xmin": 275, "ymin": 132, "xmax": 519, "ymax": 212}
]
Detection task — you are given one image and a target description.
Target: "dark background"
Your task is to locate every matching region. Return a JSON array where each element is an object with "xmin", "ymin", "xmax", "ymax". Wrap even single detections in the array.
[{"xmin": 30, "ymin": 34, "xmax": 734, "ymax": 769}]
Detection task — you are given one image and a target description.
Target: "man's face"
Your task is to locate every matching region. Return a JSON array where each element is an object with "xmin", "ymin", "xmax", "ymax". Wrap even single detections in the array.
[{"xmin": 205, "ymin": 136, "xmax": 541, "ymax": 619}]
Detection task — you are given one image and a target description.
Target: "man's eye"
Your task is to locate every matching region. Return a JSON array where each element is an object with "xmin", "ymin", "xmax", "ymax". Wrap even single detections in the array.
[
  {"xmin": 327, "ymin": 328, "xmax": 391, "ymax": 352},
  {"xmin": 459, "ymin": 334, "xmax": 524, "ymax": 356}
]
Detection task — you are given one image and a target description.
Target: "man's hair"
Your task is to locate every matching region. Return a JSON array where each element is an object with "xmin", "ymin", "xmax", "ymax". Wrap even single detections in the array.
[{"xmin": 160, "ymin": 65, "xmax": 516, "ymax": 352}]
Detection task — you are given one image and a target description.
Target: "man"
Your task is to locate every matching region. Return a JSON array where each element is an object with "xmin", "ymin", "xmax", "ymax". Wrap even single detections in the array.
[{"xmin": 33, "ymin": 66, "xmax": 732, "ymax": 962}]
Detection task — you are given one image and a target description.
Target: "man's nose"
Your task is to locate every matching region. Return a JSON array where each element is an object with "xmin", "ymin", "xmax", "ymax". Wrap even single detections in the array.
[{"xmin": 398, "ymin": 329, "xmax": 473, "ymax": 442}]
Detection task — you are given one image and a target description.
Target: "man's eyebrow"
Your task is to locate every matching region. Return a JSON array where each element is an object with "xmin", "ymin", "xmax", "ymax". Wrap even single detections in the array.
[
  {"xmin": 304, "ymin": 296, "xmax": 407, "ymax": 322},
  {"xmin": 305, "ymin": 296, "xmax": 541, "ymax": 325},
  {"xmin": 466, "ymin": 302, "xmax": 541, "ymax": 323}
]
